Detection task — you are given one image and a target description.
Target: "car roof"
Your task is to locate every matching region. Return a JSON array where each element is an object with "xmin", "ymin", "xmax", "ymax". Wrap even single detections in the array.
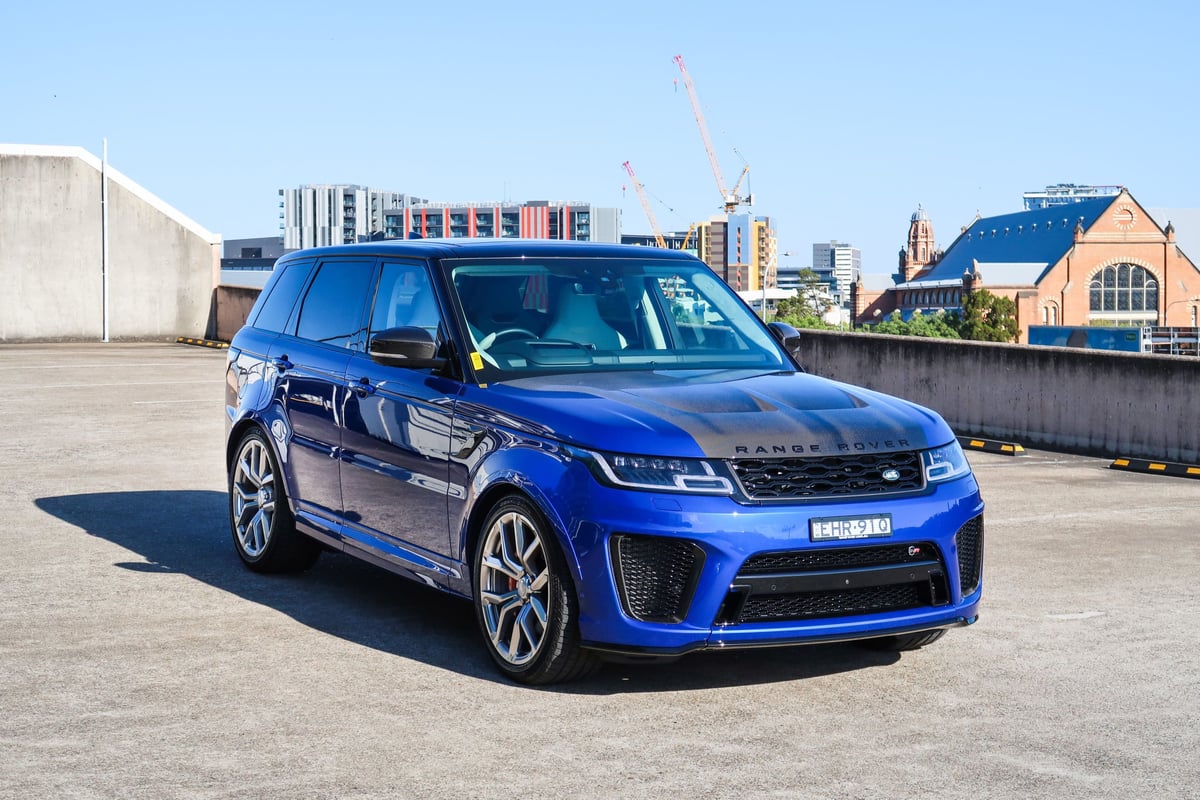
[{"xmin": 275, "ymin": 238, "xmax": 700, "ymax": 263}]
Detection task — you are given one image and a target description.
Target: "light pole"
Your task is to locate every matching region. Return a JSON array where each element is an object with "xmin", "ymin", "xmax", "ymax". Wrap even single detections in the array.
[{"xmin": 762, "ymin": 250, "xmax": 791, "ymax": 321}]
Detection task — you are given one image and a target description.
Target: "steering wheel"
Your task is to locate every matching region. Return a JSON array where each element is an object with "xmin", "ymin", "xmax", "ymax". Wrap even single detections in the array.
[{"xmin": 486, "ymin": 328, "xmax": 538, "ymax": 346}]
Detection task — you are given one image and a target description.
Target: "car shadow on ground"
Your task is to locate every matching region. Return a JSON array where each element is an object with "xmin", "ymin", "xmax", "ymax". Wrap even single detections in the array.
[{"xmin": 35, "ymin": 490, "xmax": 899, "ymax": 693}]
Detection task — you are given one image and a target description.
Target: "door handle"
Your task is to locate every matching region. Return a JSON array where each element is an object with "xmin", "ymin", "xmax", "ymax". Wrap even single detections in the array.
[
  {"xmin": 272, "ymin": 355, "xmax": 293, "ymax": 371},
  {"xmin": 349, "ymin": 376, "xmax": 376, "ymax": 397}
]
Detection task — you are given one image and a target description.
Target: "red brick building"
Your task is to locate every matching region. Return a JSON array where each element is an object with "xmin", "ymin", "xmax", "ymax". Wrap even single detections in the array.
[{"xmin": 851, "ymin": 189, "xmax": 1200, "ymax": 342}]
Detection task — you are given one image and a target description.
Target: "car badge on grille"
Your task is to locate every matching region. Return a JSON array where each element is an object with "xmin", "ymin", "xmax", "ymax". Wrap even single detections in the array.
[{"xmin": 881, "ymin": 468, "xmax": 901, "ymax": 482}]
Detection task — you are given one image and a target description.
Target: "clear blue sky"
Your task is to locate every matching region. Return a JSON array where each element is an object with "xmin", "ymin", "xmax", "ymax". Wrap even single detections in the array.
[{"xmin": 5, "ymin": 1, "xmax": 1199, "ymax": 276}]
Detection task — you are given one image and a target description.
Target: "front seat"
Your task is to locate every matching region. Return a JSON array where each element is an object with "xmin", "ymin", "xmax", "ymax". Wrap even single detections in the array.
[{"xmin": 541, "ymin": 283, "xmax": 626, "ymax": 349}]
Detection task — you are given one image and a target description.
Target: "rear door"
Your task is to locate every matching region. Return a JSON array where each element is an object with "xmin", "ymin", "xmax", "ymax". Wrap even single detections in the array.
[{"xmin": 270, "ymin": 257, "xmax": 376, "ymax": 536}]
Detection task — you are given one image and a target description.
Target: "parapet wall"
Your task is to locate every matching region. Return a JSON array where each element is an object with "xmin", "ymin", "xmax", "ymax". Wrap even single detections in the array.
[
  {"xmin": 199, "ymin": 287, "xmax": 1197, "ymax": 463},
  {"xmin": 796, "ymin": 329, "xmax": 1200, "ymax": 463},
  {"xmin": 0, "ymin": 145, "xmax": 219, "ymax": 341}
]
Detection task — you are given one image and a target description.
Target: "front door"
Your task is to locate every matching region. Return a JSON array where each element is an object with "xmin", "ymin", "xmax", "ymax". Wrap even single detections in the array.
[{"xmin": 340, "ymin": 260, "xmax": 460, "ymax": 584}]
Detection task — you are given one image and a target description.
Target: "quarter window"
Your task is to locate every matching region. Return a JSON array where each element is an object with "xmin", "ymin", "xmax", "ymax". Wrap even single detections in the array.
[{"xmin": 252, "ymin": 259, "xmax": 315, "ymax": 333}]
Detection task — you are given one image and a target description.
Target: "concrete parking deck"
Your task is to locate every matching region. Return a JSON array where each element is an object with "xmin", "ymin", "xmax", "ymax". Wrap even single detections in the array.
[{"xmin": 1, "ymin": 343, "xmax": 1197, "ymax": 799}]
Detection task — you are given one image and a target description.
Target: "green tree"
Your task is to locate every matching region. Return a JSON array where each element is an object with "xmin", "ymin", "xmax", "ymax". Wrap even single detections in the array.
[
  {"xmin": 774, "ymin": 292, "xmax": 833, "ymax": 330},
  {"xmin": 871, "ymin": 310, "xmax": 961, "ymax": 338},
  {"xmin": 958, "ymin": 289, "xmax": 1019, "ymax": 342},
  {"xmin": 773, "ymin": 269, "xmax": 839, "ymax": 329}
]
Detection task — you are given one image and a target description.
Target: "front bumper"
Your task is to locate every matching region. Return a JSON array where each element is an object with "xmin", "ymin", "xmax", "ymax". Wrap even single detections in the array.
[{"xmin": 564, "ymin": 475, "xmax": 984, "ymax": 655}]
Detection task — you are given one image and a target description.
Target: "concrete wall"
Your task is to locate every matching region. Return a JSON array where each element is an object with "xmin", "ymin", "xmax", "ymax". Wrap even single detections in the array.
[
  {"xmin": 189, "ymin": 282, "xmax": 1200, "ymax": 464},
  {"xmin": 209, "ymin": 285, "xmax": 261, "ymax": 342},
  {"xmin": 797, "ymin": 329, "xmax": 1200, "ymax": 463},
  {"xmin": 0, "ymin": 145, "xmax": 220, "ymax": 341}
]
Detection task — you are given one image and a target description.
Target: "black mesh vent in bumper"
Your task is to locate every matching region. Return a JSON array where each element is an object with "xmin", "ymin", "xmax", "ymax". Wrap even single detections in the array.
[
  {"xmin": 716, "ymin": 541, "xmax": 949, "ymax": 625},
  {"xmin": 729, "ymin": 451, "xmax": 924, "ymax": 501},
  {"xmin": 956, "ymin": 516, "xmax": 984, "ymax": 596},
  {"xmin": 611, "ymin": 534, "xmax": 705, "ymax": 623},
  {"xmin": 741, "ymin": 543, "xmax": 935, "ymax": 573},
  {"xmin": 741, "ymin": 584, "xmax": 924, "ymax": 622}
]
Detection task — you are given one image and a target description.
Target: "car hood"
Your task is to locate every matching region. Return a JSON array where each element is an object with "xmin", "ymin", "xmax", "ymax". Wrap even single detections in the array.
[{"xmin": 468, "ymin": 370, "xmax": 952, "ymax": 459}]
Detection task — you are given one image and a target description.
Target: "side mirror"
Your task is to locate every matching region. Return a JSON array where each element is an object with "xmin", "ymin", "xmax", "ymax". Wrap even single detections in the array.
[
  {"xmin": 767, "ymin": 321, "xmax": 804, "ymax": 371},
  {"xmin": 369, "ymin": 327, "xmax": 447, "ymax": 370}
]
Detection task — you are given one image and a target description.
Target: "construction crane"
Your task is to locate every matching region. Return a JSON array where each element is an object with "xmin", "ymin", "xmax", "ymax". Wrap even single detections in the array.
[
  {"xmin": 673, "ymin": 54, "xmax": 751, "ymax": 213},
  {"xmin": 621, "ymin": 161, "xmax": 667, "ymax": 248},
  {"xmin": 680, "ymin": 222, "xmax": 697, "ymax": 251}
]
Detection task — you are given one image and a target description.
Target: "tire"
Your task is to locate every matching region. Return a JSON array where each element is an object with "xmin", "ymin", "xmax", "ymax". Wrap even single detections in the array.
[
  {"xmin": 472, "ymin": 496, "xmax": 599, "ymax": 685},
  {"xmin": 863, "ymin": 628, "xmax": 947, "ymax": 652},
  {"xmin": 228, "ymin": 429, "xmax": 321, "ymax": 574}
]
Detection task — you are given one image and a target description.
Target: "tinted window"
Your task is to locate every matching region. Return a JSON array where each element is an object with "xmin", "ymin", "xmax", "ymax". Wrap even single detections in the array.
[
  {"xmin": 252, "ymin": 259, "xmax": 315, "ymax": 333},
  {"xmin": 295, "ymin": 259, "xmax": 376, "ymax": 349},
  {"xmin": 369, "ymin": 261, "xmax": 441, "ymax": 338}
]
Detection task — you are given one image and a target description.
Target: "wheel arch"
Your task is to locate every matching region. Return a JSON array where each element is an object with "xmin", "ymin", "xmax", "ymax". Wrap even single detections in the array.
[
  {"xmin": 459, "ymin": 475, "xmax": 584, "ymax": 593},
  {"xmin": 225, "ymin": 416, "xmax": 301, "ymax": 521}
]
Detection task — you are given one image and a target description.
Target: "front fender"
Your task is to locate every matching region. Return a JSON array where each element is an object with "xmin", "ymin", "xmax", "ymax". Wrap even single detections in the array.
[{"xmin": 457, "ymin": 438, "xmax": 600, "ymax": 587}]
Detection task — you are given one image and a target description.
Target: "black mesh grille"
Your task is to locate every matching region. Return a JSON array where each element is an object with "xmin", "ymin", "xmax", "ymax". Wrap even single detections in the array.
[
  {"xmin": 956, "ymin": 516, "xmax": 984, "ymax": 596},
  {"xmin": 611, "ymin": 534, "xmax": 703, "ymax": 623},
  {"xmin": 717, "ymin": 541, "xmax": 950, "ymax": 625},
  {"xmin": 740, "ymin": 542, "xmax": 940, "ymax": 574},
  {"xmin": 740, "ymin": 584, "xmax": 924, "ymax": 622},
  {"xmin": 729, "ymin": 451, "xmax": 924, "ymax": 500}
]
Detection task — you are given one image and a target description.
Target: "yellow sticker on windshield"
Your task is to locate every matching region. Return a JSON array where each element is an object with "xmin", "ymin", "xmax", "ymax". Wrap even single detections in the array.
[{"xmin": 470, "ymin": 351, "xmax": 484, "ymax": 370}]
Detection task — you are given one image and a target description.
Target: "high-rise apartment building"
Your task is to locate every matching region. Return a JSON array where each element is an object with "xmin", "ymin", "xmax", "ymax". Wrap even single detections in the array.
[
  {"xmin": 281, "ymin": 185, "xmax": 424, "ymax": 250},
  {"xmin": 696, "ymin": 213, "xmax": 777, "ymax": 292},
  {"xmin": 1022, "ymin": 183, "xmax": 1123, "ymax": 210},
  {"xmin": 281, "ymin": 185, "xmax": 621, "ymax": 247},
  {"xmin": 812, "ymin": 240, "xmax": 860, "ymax": 305},
  {"xmin": 397, "ymin": 201, "xmax": 619, "ymax": 243}
]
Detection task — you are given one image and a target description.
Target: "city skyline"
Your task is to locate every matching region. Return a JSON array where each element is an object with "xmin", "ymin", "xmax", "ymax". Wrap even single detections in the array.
[{"xmin": 4, "ymin": 1, "xmax": 1199, "ymax": 276}]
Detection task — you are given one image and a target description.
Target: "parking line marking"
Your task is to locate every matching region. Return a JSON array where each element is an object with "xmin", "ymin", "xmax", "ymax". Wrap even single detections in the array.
[{"xmin": 132, "ymin": 399, "xmax": 214, "ymax": 405}]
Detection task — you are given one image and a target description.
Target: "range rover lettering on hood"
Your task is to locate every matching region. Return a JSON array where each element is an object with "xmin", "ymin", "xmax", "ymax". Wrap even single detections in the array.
[{"xmin": 734, "ymin": 439, "xmax": 911, "ymax": 456}]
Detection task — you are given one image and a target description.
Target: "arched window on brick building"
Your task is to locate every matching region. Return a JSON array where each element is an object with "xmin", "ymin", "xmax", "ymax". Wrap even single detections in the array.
[{"xmin": 1089, "ymin": 264, "xmax": 1158, "ymax": 319}]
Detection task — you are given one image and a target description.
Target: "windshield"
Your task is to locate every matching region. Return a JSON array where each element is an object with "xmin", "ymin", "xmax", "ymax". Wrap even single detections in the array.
[{"xmin": 444, "ymin": 256, "xmax": 790, "ymax": 380}]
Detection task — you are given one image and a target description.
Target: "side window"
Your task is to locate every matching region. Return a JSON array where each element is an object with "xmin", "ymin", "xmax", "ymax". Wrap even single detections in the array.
[
  {"xmin": 369, "ymin": 262, "xmax": 441, "ymax": 339},
  {"xmin": 295, "ymin": 259, "xmax": 376, "ymax": 350},
  {"xmin": 250, "ymin": 259, "xmax": 315, "ymax": 333}
]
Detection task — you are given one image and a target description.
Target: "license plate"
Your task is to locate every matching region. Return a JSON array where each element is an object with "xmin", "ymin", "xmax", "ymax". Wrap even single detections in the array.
[{"xmin": 809, "ymin": 513, "xmax": 893, "ymax": 541}]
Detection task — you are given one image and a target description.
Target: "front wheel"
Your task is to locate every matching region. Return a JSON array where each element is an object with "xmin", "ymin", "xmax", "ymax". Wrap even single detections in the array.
[
  {"xmin": 228, "ymin": 429, "xmax": 321, "ymax": 573},
  {"xmin": 473, "ymin": 496, "xmax": 598, "ymax": 685}
]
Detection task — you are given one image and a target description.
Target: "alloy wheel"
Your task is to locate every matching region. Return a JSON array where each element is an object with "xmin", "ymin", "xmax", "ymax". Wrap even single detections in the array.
[
  {"xmin": 478, "ymin": 510, "xmax": 551, "ymax": 666},
  {"xmin": 231, "ymin": 436, "xmax": 277, "ymax": 558}
]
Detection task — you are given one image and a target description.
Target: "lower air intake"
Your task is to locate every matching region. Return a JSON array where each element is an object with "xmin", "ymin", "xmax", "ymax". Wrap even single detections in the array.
[
  {"xmin": 956, "ymin": 516, "xmax": 984, "ymax": 596},
  {"xmin": 611, "ymin": 534, "xmax": 704, "ymax": 623}
]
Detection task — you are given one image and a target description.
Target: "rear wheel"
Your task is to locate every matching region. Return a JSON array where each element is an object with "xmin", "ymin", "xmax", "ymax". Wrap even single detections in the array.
[
  {"xmin": 473, "ymin": 496, "xmax": 599, "ymax": 685},
  {"xmin": 864, "ymin": 628, "xmax": 947, "ymax": 652},
  {"xmin": 228, "ymin": 429, "xmax": 320, "ymax": 573}
]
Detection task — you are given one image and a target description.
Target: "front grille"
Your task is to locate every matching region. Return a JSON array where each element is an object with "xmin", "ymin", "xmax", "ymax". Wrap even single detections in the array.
[
  {"xmin": 729, "ymin": 451, "xmax": 924, "ymax": 501},
  {"xmin": 741, "ymin": 542, "xmax": 939, "ymax": 574},
  {"xmin": 740, "ymin": 584, "xmax": 924, "ymax": 621},
  {"xmin": 716, "ymin": 541, "xmax": 950, "ymax": 625},
  {"xmin": 611, "ymin": 534, "xmax": 704, "ymax": 623},
  {"xmin": 956, "ymin": 516, "xmax": 984, "ymax": 596}
]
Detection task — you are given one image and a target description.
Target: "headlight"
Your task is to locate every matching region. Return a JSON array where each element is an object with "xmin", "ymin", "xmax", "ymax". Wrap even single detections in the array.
[
  {"xmin": 587, "ymin": 451, "xmax": 734, "ymax": 495},
  {"xmin": 922, "ymin": 441, "xmax": 972, "ymax": 484}
]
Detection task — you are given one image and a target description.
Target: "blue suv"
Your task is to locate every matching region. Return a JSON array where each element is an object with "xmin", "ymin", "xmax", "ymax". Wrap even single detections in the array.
[{"xmin": 225, "ymin": 239, "xmax": 984, "ymax": 684}]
